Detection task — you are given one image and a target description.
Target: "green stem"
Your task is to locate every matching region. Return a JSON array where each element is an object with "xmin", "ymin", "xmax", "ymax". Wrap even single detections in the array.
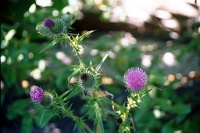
[
  {"xmin": 70, "ymin": 42, "xmax": 85, "ymax": 68},
  {"xmin": 65, "ymin": 35, "xmax": 85, "ymax": 68}
]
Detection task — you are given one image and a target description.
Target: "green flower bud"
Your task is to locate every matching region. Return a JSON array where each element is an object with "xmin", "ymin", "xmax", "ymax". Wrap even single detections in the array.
[
  {"xmin": 78, "ymin": 71, "xmax": 97, "ymax": 92},
  {"xmin": 36, "ymin": 18, "xmax": 65, "ymax": 37},
  {"xmin": 36, "ymin": 24, "xmax": 52, "ymax": 36},
  {"xmin": 61, "ymin": 13, "xmax": 71, "ymax": 25},
  {"xmin": 40, "ymin": 92, "xmax": 53, "ymax": 109},
  {"xmin": 50, "ymin": 19, "xmax": 64, "ymax": 34}
]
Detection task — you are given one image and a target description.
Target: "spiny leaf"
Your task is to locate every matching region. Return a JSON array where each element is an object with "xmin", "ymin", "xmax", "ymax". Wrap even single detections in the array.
[
  {"xmin": 95, "ymin": 106, "xmax": 104, "ymax": 133},
  {"xmin": 40, "ymin": 38, "xmax": 60, "ymax": 53},
  {"xmin": 74, "ymin": 117, "xmax": 94, "ymax": 133},
  {"xmin": 88, "ymin": 101, "xmax": 104, "ymax": 133},
  {"xmin": 55, "ymin": 90, "xmax": 71, "ymax": 103},
  {"xmin": 111, "ymin": 100, "xmax": 126, "ymax": 113},
  {"xmin": 39, "ymin": 109, "xmax": 59, "ymax": 127},
  {"xmin": 140, "ymin": 88, "xmax": 152, "ymax": 97},
  {"xmin": 67, "ymin": 67, "xmax": 81, "ymax": 86},
  {"xmin": 59, "ymin": 106, "xmax": 94, "ymax": 133},
  {"xmin": 63, "ymin": 87, "xmax": 81, "ymax": 101},
  {"xmin": 70, "ymin": 12, "xmax": 79, "ymax": 25},
  {"xmin": 77, "ymin": 30, "xmax": 95, "ymax": 44},
  {"xmin": 95, "ymin": 54, "xmax": 108, "ymax": 72}
]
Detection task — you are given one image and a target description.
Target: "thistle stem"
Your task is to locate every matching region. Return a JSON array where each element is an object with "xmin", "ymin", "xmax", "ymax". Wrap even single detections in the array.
[
  {"xmin": 71, "ymin": 42, "xmax": 85, "ymax": 68},
  {"xmin": 65, "ymin": 35, "xmax": 85, "ymax": 68}
]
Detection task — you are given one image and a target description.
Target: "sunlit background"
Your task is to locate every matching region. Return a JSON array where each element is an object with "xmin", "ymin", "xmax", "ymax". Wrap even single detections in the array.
[{"xmin": 1, "ymin": 0, "xmax": 200, "ymax": 133}]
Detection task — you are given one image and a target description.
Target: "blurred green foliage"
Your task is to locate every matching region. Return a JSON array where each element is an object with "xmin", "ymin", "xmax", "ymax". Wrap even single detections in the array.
[{"xmin": 1, "ymin": 0, "xmax": 200, "ymax": 133}]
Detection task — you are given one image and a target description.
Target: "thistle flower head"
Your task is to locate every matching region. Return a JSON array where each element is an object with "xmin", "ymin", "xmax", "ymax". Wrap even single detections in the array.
[
  {"xmin": 36, "ymin": 18, "xmax": 65, "ymax": 37},
  {"xmin": 44, "ymin": 18, "xmax": 54, "ymax": 28},
  {"xmin": 124, "ymin": 67, "xmax": 147, "ymax": 91},
  {"xmin": 78, "ymin": 71, "xmax": 97, "ymax": 92},
  {"xmin": 30, "ymin": 86, "xmax": 44, "ymax": 102}
]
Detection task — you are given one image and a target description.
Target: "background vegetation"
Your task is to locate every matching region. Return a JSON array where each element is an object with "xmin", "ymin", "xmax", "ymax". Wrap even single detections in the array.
[{"xmin": 1, "ymin": 0, "xmax": 200, "ymax": 133}]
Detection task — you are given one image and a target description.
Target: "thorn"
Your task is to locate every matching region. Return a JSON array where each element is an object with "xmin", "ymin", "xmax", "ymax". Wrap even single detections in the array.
[{"xmin": 130, "ymin": 116, "xmax": 136, "ymax": 132}]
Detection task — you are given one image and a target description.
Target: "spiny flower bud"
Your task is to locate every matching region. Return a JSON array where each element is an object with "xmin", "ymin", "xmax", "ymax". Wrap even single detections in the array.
[
  {"xmin": 49, "ymin": 19, "xmax": 64, "ymax": 34},
  {"xmin": 40, "ymin": 92, "xmax": 54, "ymax": 109},
  {"xmin": 124, "ymin": 67, "xmax": 147, "ymax": 91},
  {"xmin": 36, "ymin": 18, "xmax": 65, "ymax": 37},
  {"xmin": 78, "ymin": 71, "xmax": 97, "ymax": 92},
  {"xmin": 30, "ymin": 86, "xmax": 44, "ymax": 103},
  {"xmin": 61, "ymin": 13, "xmax": 71, "ymax": 25}
]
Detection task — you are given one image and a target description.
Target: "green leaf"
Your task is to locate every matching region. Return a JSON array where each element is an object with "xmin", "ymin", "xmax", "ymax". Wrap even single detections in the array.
[
  {"xmin": 77, "ymin": 30, "xmax": 95, "ymax": 44},
  {"xmin": 6, "ymin": 99, "xmax": 30, "ymax": 120},
  {"xmin": 148, "ymin": 74, "xmax": 167, "ymax": 85},
  {"xmin": 95, "ymin": 54, "xmax": 108, "ymax": 72},
  {"xmin": 171, "ymin": 103, "xmax": 191, "ymax": 115},
  {"xmin": 140, "ymin": 88, "xmax": 152, "ymax": 97},
  {"xmin": 161, "ymin": 123, "xmax": 174, "ymax": 133},
  {"xmin": 115, "ymin": 75, "xmax": 125, "ymax": 86},
  {"xmin": 111, "ymin": 101, "xmax": 126, "ymax": 114},
  {"xmin": 93, "ymin": 102, "xmax": 104, "ymax": 133},
  {"xmin": 55, "ymin": 69, "xmax": 68, "ymax": 90},
  {"xmin": 67, "ymin": 66, "xmax": 81, "ymax": 86},
  {"xmin": 22, "ymin": 116, "xmax": 33, "ymax": 133},
  {"xmin": 96, "ymin": 113, "xmax": 104, "ymax": 133},
  {"xmin": 2, "ymin": 66, "xmax": 16, "ymax": 87},
  {"xmin": 40, "ymin": 38, "xmax": 60, "ymax": 53},
  {"xmin": 1, "ymin": 91, "xmax": 5, "ymax": 107},
  {"xmin": 39, "ymin": 109, "xmax": 59, "ymax": 127},
  {"xmin": 156, "ymin": 98, "xmax": 172, "ymax": 111},
  {"xmin": 63, "ymin": 86, "xmax": 81, "ymax": 101},
  {"xmin": 105, "ymin": 85, "xmax": 122, "ymax": 94},
  {"xmin": 53, "ymin": 0, "xmax": 68, "ymax": 10},
  {"xmin": 70, "ymin": 12, "xmax": 79, "ymax": 25}
]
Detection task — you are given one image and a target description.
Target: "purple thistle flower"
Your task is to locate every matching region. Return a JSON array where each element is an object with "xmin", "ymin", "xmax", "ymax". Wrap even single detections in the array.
[
  {"xmin": 30, "ymin": 86, "xmax": 44, "ymax": 102},
  {"xmin": 124, "ymin": 67, "xmax": 147, "ymax": 91},
  {"xmin": 44, "ymin": 18, "xmax": 54, "ymax": 28}
]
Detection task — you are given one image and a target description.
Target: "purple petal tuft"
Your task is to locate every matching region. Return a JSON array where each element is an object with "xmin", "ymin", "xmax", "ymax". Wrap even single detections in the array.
[
  {"xmin": 44, "ymin": 18, "xmax": 54, "ymax": 28},
  {"xmin": 124, "ymin": 67, "xmax": 147, "ymax": 90},
  {"xmin": 30, "ymin": 86, "xmax": 44, "ymax": 102}
]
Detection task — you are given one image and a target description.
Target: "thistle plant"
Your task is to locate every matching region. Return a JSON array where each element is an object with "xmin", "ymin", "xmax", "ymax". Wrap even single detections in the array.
[{"xmin": 30, "ymin": 12, "xmax": 153, "ymax": 133}]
